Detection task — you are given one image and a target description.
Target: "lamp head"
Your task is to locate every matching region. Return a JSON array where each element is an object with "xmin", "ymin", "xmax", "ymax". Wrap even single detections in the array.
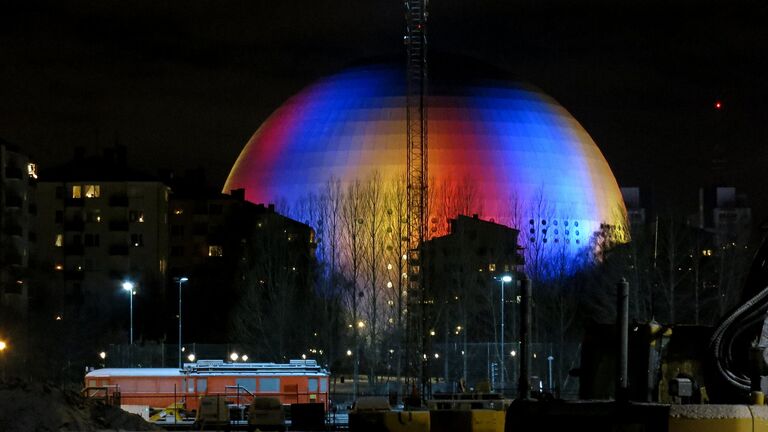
[
  {"xmin": 122, "ymin": 281, "xmax": 134, "ymax": 292},
  {"xmin": 502, "ymin": 275, "xmax": 513, "ymax": 283}
]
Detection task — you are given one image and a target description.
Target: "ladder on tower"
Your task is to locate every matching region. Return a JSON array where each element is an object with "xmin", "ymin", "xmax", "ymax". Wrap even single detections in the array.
[{"xmin": 404, "ymin": 0, "xmax": 429, "ymax": 401}]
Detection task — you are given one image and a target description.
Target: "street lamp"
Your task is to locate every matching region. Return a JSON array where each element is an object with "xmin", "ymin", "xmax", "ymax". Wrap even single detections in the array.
[
  {"xmin": 230, "ymin": 352, "xmax": 239, "ymax": 362},
  {"xmin": 174, "ymin": 276, "xmax": 189, "ymax": 369},
  {"xmin": 122, "ymin": 281, "xmax": 135, "ymax": 344},
  {"xmin": 547, "ymin": 355, "xmax": 555, "ymax": 393},
  {"xmin": 187, "ymin": 353, "xmax": 196, "ymax": 362},
  {"xmin": 497, "ymin": 274, "xmax": 512, "ymax": 392}
]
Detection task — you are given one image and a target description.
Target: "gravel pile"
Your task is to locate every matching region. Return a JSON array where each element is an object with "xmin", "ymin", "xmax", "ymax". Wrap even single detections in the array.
[{"xmin": 0, "ymin": 379, "xmax": 161, "ymax": 431}]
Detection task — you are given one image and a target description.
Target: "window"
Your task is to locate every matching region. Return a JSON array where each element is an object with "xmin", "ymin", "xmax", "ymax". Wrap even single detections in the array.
[
  {"xmin": 237, "ymin": 378, "xmax": 257, "ymax": 393},
  {"xmin": 129, "ymin": 210, "xmax": 145, "ymax": 223},
  {"xmin": 84, "ymin": 184, "xmax": 100, "ymax": 198},
  {"xmin": 197, "ymin": 378, "xmax": 207, "ymax": 393},
  {"xmin": 171, "ymin": 246, "xmax": 185, "ymax": 257},
  {"xmin": 86, "ymin": 210, "xmax": 102, "ymax": 223},
  {"xmin": 27, "ymin": 163, "xmax": 37, "ymax": 179},
  {"xmin": 55, "ymin": 234, "xmax": 63, "ymax": 247},
  {"xmin": 55, "ymin": 186, "xmax": 64, "ymax": 199},
  {"xmin": 173, "ymin": 208, "xmax": 184, "ymax": 215},
  {"xmin": 72, "ymin": 234, "xmax": 82, "ymax": 245},
  {"xmin": 131, "ymin": 234, "xmax": 144, "ymax": 247},
  {"xmin": 208, "ymin": 245, "xmax": 223, "ymax": 257},
  {"xmin": 488, "ymin": 263, "xmax": 496, "ymax": 272},
  {"xmin": 259, "ymin": 378, "xmax": 279, "ymax": 393},
  {"xmin": 84, "ymin": 234, "xmax": 100, "ymax": 247},
  {"xmin": 55, "ymin": 211, "xmax": 63, "ymax": 223},
  {"xmin": 320, "ymin": 378, "xmax": 328, "ymax": 393},
  {"xmin": 171, "ymin": 225, "xmax": 185, "ymax": 237},
  {"xmin": 72, "ymin": 185, "xmax": 82, "ymax": 198},
  {"xmin": 308, "ymin": 378, "xmax": 318, "ymax": 392}
]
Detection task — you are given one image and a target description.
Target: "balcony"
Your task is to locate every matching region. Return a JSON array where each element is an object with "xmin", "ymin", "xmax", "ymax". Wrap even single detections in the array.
[
  {"xmin": 63, "ymin": 220, "xmax": 85, "ymax": 231},
  {"xmin": 63, "ymin": 244, "xmax": 84, "ymax": 256},
  {"xmin": 109, "ymin": 220, "xmax": 129, "ymax": 231},
  {"xmin": 63, "ymin": 270, "xmax": 85, "ymax": 281},
  {"xmin": 64, "ymin": 197, "xmax": 84, "ymax": 207},
  {"xmin": 4, "ymin": 225, "xmax": 23, "ymax": 237},
  {"xmin": 3, "ymin": 253, "xmax": 24, "ymax": 266},
  {"xmin": 5, "ymin": 194, "xmax": 23, "ymax": 208},
  {"xmin": 4, "ymin": 166, "xmax": 23, "ymax": 179},
  {"xmin": 109, "ymin": 195, "xmax": 129, "ymax": 207},
  {"xmin": 109, "ymin": 245, "xmax": 129, "ymax": 256}
]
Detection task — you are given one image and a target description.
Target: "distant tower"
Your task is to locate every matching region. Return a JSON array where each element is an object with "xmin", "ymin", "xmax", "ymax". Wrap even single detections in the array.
[{"xmin": 404, "ymin": 0, "xmax": 429, "ymax": 398}]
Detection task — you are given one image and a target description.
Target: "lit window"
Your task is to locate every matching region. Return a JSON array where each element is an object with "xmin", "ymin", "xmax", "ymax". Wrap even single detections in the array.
[
  {"xmin": 54, "ymin": 263, "xmax": 63, "ymax": 271},
  {"xmin": 129, "ymin": 210, "xmax": 145, "ymax": 223},
  {"xmin": 55, "ymin": 234, "xmax": 63, "ymax": 247},
  {"xmin": 174, "ymin": 209, "xmax": 184, "ymax": 215},
  {"xmin": 131, "ymin": 233, "xmax": 144, "ymax": 247},
  {"xmin": 488, "ymin": 263, "xmax": 496, "ymax": 271},
  {"xmin": 208, "ymin": 245, "xmax": 223, "ymax": 257},
  {"xmin": 87, "ymin": 210, "xmax": 101, "ymax": 223},
  {"xmin": 72, "ymin": 186, "xmax": 82, "ymax": 198},
  {"xmin": 27, "ymin": 163, "xmax": 38, "ymax": 179},
  {"xmin": 84, "ymin": 184, "xmax": 100, "ymax": 198}
]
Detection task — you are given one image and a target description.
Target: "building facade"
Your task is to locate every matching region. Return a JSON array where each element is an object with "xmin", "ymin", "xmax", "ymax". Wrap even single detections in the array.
[
  {"xmin": 36, "ymin": 147, "xmax": 169, "ymax": 338},
  {"xmin": 0, "ymin": 139, "xmax": 37, "ymax": 318}
]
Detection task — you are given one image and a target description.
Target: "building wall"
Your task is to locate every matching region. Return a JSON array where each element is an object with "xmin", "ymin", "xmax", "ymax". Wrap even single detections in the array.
[
  {"xmin": 36, "ymin": 180, "xmax": 169, "ymax": 323},
  {"xmin": 167, "ymin": 189, "xmax": 316, "ymax": 343},
  {"xmin": 0, "ymin": 143, "xmax": 36, "ymax": 316}
]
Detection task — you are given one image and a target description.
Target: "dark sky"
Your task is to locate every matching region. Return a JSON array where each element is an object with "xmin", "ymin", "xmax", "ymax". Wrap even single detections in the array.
[{"xmin": 2, "ymin": 0, "xmax": 767, "ymax": 219}]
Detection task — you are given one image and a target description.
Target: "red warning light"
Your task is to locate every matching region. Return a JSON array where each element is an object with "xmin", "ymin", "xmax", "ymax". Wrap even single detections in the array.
[{"xmin": 714, "ymin": 101, "xmax": 722, "ymax": 110}]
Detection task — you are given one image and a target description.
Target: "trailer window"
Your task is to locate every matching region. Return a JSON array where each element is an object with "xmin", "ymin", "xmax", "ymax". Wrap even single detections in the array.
[
  {"xmin": 259, "ymin": 378, "xmax": 279, "ymax": 393},
  {"xmin": 308, "ymin": 378, "xmax": 318, "ymax": 392},
  {"xmin": 320, "ymin": 378, "xmax": 328, "ymax": 393},
  {"xmin": 197, "ymin": 378, "xmax": 207, "ymax": 393},
  {"xmin": 236, "ymin": 378, "xmax": 256, "ymax": 393}
]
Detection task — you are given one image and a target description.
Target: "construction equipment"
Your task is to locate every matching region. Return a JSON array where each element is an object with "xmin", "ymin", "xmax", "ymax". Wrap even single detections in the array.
[
  {"xmin": 195, "ymin": 395, "xmax": 230, "ymax": 431},
  {"xmin": 247, "ymin": 397, "xmax": 285, "ymax": 432},
  {"xmin": 504, "ymin": 232, "xmax": 768, "ymax": 431},
  {"xmin": 403, "ymin": 0, "xmax": 430, "ymax": 403}
]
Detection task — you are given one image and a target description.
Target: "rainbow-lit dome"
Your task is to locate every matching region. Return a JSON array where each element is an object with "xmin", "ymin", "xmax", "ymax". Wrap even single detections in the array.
[{"xmin": 225, "ymin": 65, "xmax": 626, "ymax": 269}]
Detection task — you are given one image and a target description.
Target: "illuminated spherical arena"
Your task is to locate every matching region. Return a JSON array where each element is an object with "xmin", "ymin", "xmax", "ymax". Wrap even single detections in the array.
[{"xmin": 225, "ymin": 64, "xmax": 627, "ymax": 272}]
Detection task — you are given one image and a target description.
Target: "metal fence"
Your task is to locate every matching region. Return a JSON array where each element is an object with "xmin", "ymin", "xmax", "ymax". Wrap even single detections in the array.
[{"xmin": 97, "ymin": 341, "xmax": 582, "ymax": 400}]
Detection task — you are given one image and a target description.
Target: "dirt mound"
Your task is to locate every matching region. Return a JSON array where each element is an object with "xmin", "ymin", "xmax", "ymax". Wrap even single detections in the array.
[{"xmin": 0, "ymin": 379, "xmax": 161, "ymax": 431}]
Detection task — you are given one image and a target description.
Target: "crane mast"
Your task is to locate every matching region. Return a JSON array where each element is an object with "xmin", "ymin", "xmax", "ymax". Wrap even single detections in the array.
[{"xmin": 404, "ymin": 0, "xmax": 429, "ymax": 398}]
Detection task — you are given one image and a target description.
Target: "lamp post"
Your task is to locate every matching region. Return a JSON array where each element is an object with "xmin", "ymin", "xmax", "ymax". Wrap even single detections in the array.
[
  {"xmin": 175, "ymin": 276, "xmax": 189, "ymax": 369},
  {"xmin": 122, "ymin": 281, "xmax": 135, "ymax": 344},
  {"xmin": 547, "ymin": 355, "xmax": 555, "ymax": 393},
  {"xmin": 497, "ymin": 275, "xmax": 512, "ymax": 393}
]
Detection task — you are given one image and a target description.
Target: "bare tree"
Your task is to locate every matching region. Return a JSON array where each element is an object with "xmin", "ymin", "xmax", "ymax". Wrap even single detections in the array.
[
  {"xmin": 341, "ymin": 180, "xmax": 366, "ymax": 395},
  {"xmin": 383, "ymin": 174, "xmax": 409, "ymax": 388}
]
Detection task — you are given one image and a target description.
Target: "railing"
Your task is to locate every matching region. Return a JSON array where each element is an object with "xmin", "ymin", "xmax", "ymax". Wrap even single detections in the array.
[
  {"xmin": 109, "ymin": 195, "xmax": 129, "ymax": 207},
  {"xmin": 82, "ymin": 385, "xmax": 122, "ymax": 407}
]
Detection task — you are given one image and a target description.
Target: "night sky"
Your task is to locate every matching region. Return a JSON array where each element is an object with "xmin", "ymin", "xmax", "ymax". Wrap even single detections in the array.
[{"xmin": 2, "ymin": 1, "xmax": 767, "ymax": 221}]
